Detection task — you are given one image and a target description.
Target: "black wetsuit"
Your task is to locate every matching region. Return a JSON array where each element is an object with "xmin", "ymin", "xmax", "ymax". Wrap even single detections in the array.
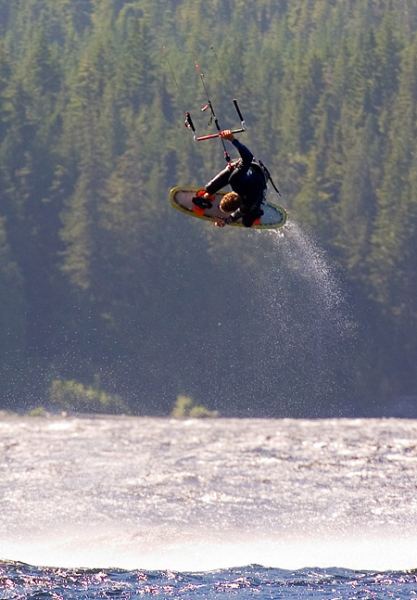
[{"xmin": 205, "ymin": 139, "xmax": 267, "ymax": 227}]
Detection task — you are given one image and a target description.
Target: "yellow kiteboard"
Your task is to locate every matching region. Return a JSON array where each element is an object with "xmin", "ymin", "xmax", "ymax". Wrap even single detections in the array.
[{"xmin": 169, "ymin": 187, "xmax": 287, "ymax": 229}]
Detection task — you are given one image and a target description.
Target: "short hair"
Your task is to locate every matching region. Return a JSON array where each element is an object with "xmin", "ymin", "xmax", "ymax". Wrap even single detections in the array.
[{"xmin": 219, "ymin": 191, "xmax": 241, "ymax": 213}]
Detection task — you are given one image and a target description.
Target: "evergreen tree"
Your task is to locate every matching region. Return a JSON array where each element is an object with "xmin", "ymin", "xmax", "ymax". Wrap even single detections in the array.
[
  {"xmin": 0, "ymin": 0, "xmax": 417, "ymax": 411},
  {"xmin": 0, "ymin": 215, "xmax": 26, "ymax": 385}
]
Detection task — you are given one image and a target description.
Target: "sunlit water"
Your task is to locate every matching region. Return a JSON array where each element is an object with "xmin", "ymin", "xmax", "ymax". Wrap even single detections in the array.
[{"xmin": 1, "ymin": 415, "xmax": 417, "ymax": 598}]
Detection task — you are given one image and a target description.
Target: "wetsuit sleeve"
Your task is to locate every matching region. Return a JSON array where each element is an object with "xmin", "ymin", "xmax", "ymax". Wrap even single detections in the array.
[
  {"xmin": 224, "ymin": 208, "xmax": 242, "ymax": 224},
  {"xmin": 231, "ymin": 139, "xmax": 253, "ymax": 168}
]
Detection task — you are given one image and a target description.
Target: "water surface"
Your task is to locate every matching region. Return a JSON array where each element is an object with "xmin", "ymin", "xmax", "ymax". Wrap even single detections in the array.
[{"xmin": 1, "ymin": 416, "xmax": 416, "ymax": 577}]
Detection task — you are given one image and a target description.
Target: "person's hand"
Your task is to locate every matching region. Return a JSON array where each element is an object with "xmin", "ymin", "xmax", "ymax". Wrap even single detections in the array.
[
  {"xmin": 214, "ymin": 217, "xmax": 226, "ymax": 227},
  {"xmin": 219, "ymin": 129, "xmax": 234, "ymax": 141}
]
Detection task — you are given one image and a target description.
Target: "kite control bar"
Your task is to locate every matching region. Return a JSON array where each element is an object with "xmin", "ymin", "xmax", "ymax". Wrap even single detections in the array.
[{"xmin": 196, "ymin": 127, "xmax": 245, "ymax": 141}]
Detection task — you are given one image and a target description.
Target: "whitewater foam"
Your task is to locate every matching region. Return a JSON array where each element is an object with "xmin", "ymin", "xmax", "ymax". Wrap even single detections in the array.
[
  {"xmin": 3, "ymin": 529, "xmax": 417, "ymax": 572},
  {"xmin": 2, "ymin": 416, "xmax": 416, "ymax": 572}
]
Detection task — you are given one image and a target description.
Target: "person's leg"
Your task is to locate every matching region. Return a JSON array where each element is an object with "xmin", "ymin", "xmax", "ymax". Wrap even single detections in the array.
[
  {"xmin": 241, "ymin": 207, "xmax": 264, "ymax": 227},
  {"xmin": 205, "ymin": 166, "xmax": 232, "ymax": 195},
  {"xmin": 195, "ymin": 165, "xmax": 235, "ymax": 209}
]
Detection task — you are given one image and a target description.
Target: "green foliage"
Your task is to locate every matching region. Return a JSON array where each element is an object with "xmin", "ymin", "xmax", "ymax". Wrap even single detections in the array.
[
  {"xmin": 171, "ymin": 395, "xmax": 218, "ymax": 418},
  {"xmin": 0, "ymin": 216, "xmax": 26, "ymax": 359},
  {"xmin": 49, "ymin": 378, "xmax": 129, "ymax": 414},
  {"xmin": 27, "ymin": 406, "xmax": 48, "ymax": 417}
]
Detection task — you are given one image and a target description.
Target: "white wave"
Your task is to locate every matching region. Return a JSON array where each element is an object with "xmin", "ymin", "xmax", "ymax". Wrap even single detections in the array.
[{"xmin": 2, "ymin": 528, "xmax": 416, "ymax": 572}]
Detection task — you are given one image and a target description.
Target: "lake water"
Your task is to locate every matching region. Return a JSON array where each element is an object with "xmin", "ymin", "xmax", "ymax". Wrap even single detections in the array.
[{"xmin": 1, "ymin": 415, "xmax": 417, "ymax": 598}]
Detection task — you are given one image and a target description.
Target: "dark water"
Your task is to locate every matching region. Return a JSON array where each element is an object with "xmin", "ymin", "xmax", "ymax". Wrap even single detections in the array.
[{"xmin": 2, "ymin": 561, "xmax": 417, "ymax": 599}]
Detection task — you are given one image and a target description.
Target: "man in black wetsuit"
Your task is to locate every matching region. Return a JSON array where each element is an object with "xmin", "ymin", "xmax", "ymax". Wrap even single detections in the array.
[{"xmin": 193, "ymin": 130, "xmax": 267, "ymax": 227}]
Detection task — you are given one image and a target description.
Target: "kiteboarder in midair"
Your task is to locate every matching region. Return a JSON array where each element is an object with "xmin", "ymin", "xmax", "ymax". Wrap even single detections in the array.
[{"xmin": 192, "ymin": 130, "xmax": 267, "ymax": 227}]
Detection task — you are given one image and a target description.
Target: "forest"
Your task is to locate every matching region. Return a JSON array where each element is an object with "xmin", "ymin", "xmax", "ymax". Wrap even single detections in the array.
[{"xmin": 0, "ymin": 0, "xmax": 416, "ymax": 417}]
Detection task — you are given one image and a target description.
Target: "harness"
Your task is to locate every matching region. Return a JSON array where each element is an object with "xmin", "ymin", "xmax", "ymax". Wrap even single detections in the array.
[
  {"xmin": 257, "ymin": 160, "xmax": 281, "ymax": 197},
  {"xmin": 229, "ymin": 159, "xmax": 281, "ymax": 199}
]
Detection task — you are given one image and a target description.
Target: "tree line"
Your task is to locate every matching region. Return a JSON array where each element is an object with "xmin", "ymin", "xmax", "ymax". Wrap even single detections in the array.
[{"xmin": 0, "ymin": 0, "xmax": 416, "ymax": 416}]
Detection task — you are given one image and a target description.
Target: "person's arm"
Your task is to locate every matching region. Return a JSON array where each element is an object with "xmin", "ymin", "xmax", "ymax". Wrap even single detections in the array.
[
  {"xmin": 230, "ymin": 138, "xmax": 253, "ymax": 168},
  {"xmin": 214, "ymin": 208, "xmax": 242, "ymax": 227},
  {"xmin": 226, "ymin": 208, "xmax": 242, "ymax": 223},
  {"xmin": 219, "ymin": 129, "xmax": 253, "ymax": 168}
]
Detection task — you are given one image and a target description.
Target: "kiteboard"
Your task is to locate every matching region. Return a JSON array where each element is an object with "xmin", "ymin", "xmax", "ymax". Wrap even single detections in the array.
[{"xmin": 169, "ymin": 186, "xmax": 287, "ymax": 230}]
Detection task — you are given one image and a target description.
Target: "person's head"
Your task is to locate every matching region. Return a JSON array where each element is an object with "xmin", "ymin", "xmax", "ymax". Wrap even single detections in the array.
[{"xmin": 219, "ymin": 191, "xmax": 241, "ymax": 213}]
